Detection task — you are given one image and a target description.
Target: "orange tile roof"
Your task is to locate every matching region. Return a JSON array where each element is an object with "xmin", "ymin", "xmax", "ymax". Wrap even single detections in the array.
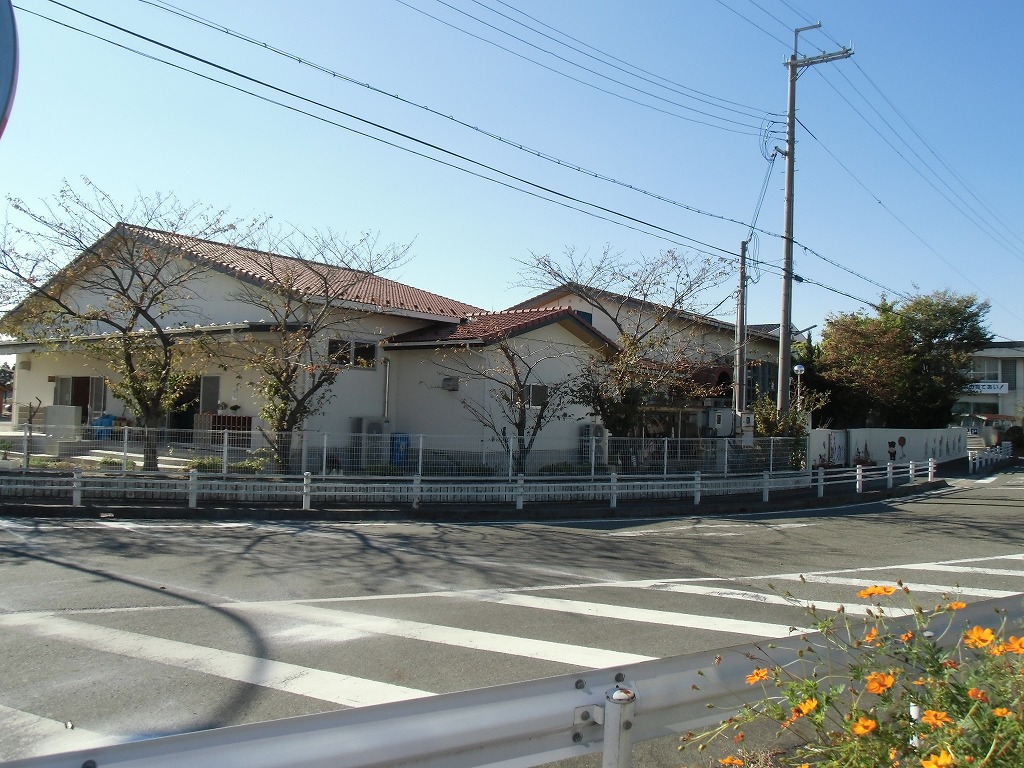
[
  {"xmin": 386, "ymin": 306, "xmax": 615, "ymax": 346},
  {"xmin": 125, "ymin": 224, "xmax": 482, "ymax": 319}
]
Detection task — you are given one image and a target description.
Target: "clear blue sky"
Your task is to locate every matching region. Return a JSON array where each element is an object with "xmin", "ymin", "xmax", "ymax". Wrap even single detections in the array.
[{"xmin": 2, "ymin": 0, "xmax": 1022, "ymax": 343}]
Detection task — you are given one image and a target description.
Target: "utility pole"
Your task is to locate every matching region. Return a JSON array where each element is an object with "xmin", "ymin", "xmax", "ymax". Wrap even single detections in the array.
[
  {"xmin": 734, "ymin": 239, "xmax": 747, "ymax": 415},
  {"xmin": 776, "ymin": 24, "xmax": 852, "ymax": 415}
]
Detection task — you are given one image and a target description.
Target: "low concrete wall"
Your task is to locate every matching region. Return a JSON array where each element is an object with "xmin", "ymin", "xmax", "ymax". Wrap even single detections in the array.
[{"xmin": 810, "ymin": 428, "xmax": 969, "ymax": 467}]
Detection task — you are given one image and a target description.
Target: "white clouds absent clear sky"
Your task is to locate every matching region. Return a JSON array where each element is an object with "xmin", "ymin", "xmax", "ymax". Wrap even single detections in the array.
[{"xmin": 2, "ymin": 1, "xmax": 1022, "ymax": 341}]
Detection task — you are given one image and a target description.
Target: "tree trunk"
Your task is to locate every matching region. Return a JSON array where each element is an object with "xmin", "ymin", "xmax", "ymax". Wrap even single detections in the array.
[{"xmin": 142, "ymin": 414, "xmax": 161, "ymax": 472}]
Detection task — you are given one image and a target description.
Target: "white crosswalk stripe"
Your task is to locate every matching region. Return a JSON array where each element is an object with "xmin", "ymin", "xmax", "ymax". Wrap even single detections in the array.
[{"xmin": 2, "ymin": 549, "xmax": 1022, "ymax": 761}]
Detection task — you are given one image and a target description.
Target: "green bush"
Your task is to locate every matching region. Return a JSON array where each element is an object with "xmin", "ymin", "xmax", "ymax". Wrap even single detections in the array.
[
  {"xmin": 1003, "ymin": 425, "xmax": 1023, "ymax": 454},
  {"xmin": 227, "ymin": 459, "xmax": 265, "ymax": 475},
  {"xmin": 99, "ymin": 456, "xmax": 137, "ymax": 470},
  {"xmin": 185, "ymin": 456, "xmax": 223, "ymax": 472}
]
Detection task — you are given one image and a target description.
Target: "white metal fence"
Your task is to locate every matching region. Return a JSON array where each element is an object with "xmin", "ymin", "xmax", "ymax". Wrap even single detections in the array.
[
  {"xmin": 5, "ymin": 596, "xmax": 1019, "ymax": 768},
  {"xmin": 0, "ymin": 425, "xmax": 800, "ymax": 479},
  {"xmin": 0, "ymin": 459, "xmax": 940, "ymax": 510}
]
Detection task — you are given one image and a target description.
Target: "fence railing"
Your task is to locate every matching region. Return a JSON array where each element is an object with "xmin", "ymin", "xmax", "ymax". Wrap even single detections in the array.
[
  {"xmin": 0, "ymin": 459, "xmax": 938, "ymax": 510},
  {"xmin": 6, "ymin": 595, "xmax": 1019, "ymax": 768},
  {"xmin": 0, "ymin": 425, "xmax": 801, "ymax": 480}
]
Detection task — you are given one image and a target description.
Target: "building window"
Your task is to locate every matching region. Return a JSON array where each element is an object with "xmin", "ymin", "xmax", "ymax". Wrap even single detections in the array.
[
  {"xmin": 575, "ymin": 310, "xmax": 594, "ymax": 325},
  {"xmin": 1001, "ymin": 359, "xmax": 1016, "ymax": 391},
  {"xmin": 969, "ymin": 358, "xmax": 999, "ymax": 381},
  {"xmin": 328, "ymin": 339, "xmax": 376, "ymax": 369},
  {"xmin": 524, "ymin": 383, "xmax": 549, "ymax": 408}
]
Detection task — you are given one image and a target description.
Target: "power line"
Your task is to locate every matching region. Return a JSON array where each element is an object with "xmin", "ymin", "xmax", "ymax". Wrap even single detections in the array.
[
  {"xmin": 393, "ymin": 0, "xmax": 768, "ymax": 136},
  {"xmin": 22, "ymin": 0, "xmax": 925, "ymax": 319}
]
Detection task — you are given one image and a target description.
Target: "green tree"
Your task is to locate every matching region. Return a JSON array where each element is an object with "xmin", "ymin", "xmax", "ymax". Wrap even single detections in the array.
[{"xmin": 818, "ymin": 291, "xmax": 991, "ymax": 428}]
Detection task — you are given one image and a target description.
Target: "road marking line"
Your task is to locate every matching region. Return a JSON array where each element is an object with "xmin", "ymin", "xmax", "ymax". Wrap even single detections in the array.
[
  {"xmin": 0, "ymin": 614, "xmax": 431, "ymax": 707},
  {"xmin": 0, "ymin": 704, "xmax": 116, "ymax": 757},
  {"xmin": 241, "ymin": 602, "xmax": 654, "ymax": 667},
  {"xmin": 770, "ymin": 574, "xmax": 1015, "ymax": 598},
  {"xmin": 463, "ymin": 591, "xmax": 809, "ymax": 636},
  {"xmin": 896, "ymin": 563, "xmax": 1024, "ymax": 578},
  {"xmin": 642, "ymin": 582, "xmax": 915, "ymax": 617},
  {"xmin": 975, "ymin": 477, "xmax": 998, "ymax": 484}
]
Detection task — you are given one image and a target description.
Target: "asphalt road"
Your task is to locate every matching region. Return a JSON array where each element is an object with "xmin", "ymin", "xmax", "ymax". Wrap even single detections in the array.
[{"xmin": 0, "ymin": 464, "xmax": 1022, "ymax": 765}]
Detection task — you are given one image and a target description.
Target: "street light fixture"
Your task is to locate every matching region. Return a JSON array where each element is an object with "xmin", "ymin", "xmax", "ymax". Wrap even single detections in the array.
[{"xmin": 793, "ymin": 364, "xmax": 805, "ymax": 411}]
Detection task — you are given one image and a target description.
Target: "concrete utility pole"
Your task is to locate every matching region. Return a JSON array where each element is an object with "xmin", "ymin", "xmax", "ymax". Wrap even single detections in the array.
[
  {"xmin": 734, "ymin": 239, "xmax": 747, "ymax": 414},
  {"xmin": 776, "ymin": 24, "xmax": 852, "ymax": 416}
]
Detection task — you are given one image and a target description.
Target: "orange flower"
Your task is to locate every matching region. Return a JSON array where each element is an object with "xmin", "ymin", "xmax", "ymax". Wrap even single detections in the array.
[
  {"xmin": 858, "ymin": 585, "xmax": 897, "ymax": 598},
  {"xmin": 946, "ymin": 601, "xmax": 967, "ymax": 610},
  {"xmin": 797, "ymin": 697, "xmax": 818, "ymax": 715},
  {"xmin": 968, "ymin": 687, "xmax": 989, "ymax": 703},
  {"xmin": 942, "ymin": 659, "xmax": 959, "ymax": 670},
  {"xmin": 745, "ymin": 667, "xmax": 769, "ymax": 685},
  {"xmin": 1003, "ymin": 636, "xmax": 1024, "ymax": 654},
  {"xmin": 993, "ymin": 707, "xmax": 1011, "ymax": 717},
  {"xmin": 965, "ymin": 626, "xmax": 996, "ymax": 648},
  {"xmin": 719, "ymin": 757, "xmax": 744, "ymax": 766},
  {"xmin": 921, "ymin": 709, "xmax": 954, "ymax": 728},
  {"xmin": 851, "ymin": 716, "xmax": 877, "ymax": 735},
  {"xmin": 864, "ymin": 627, "xmax": 879, "ymax": 644},
  {"xmin": 901, "ymin": 630, "xmax": 915, "ymax": 642},
  {"xmin": 921, "ymin": 750, "xmax": 954, "ymax": 768},
  {"xmin": 866, "ymin": 671, "xmax": 895, "ymax": 694}
]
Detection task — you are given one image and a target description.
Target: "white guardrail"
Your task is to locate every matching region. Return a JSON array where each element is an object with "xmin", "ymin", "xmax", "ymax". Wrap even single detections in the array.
[
  {"xmin": 968, "ymin": 443, "xmax": 1014, "ymax": 474},
  {"xmin": 4, "ymin": 597, "xmax": 1021, "ymax": 768},
  {"xmin": 0, "ymin": 459, "xmax": 946, "ymax": 510}
]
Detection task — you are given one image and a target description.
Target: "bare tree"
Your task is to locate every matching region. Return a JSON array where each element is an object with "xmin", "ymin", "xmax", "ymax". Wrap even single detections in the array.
[
  {"xmin": 431, "ymin": 334, "xmax": 583, "ymax": 475},
  {"xmin": 518, "ymin": 245, "xmax": 732, "ymax": 436},
  {"xmin": 222, "ymin": 229, "xmax": 413, "ymax": 472},
  {"xmin": 0, "ymin": 178, "xmax": 246, "ymax": 470}
]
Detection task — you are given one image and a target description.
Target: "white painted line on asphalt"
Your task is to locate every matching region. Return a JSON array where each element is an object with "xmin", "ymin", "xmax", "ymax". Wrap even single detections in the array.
[
  {"xmin": 642, "ymin": 582, "xmax": 915, "ymax": 617},
  {"xmin": 608, "ymin": 522, "xmax": 817, "ymax": 537},
  {"xmin": 770, "ymin": 574, "xmax": 1015, "ymax": 598},
  {"xmin": 465, "ymin": 591, "xmax": 810, "ymax": 636},
  {"xmin": 241, "ymin": 602, "xmax": 654, "ymax": 668},
  {"xmin": 0, "ymin": 704, "xmax": 116, "ymax": 758},
  {"xmin": 896, "ymin": 563, "xmax": 1024, "ymax": 578},
  {"xmin": 0, "ymin": 613, "xmax": 431, "ymax": 707}
]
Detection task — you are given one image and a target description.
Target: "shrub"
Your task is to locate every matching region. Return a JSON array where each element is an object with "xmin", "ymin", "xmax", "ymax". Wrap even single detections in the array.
[
  {"xmin": 185, "ymin": 456, "xmax": 223, "ymax": 472},
  {"xmin": 1003, "ymin": 426, "xmax": 1023, "ymax": 454},
  {"xmin": 29, "ymin": 457, "xmax": 75, "ymax": 470},
  {"xmin": 681, "ymin": 584, "xmax": 1024, "ymax": 767},
  {"xmin": 99, "ymin": 456, "xmax": 137, "ymax": 470},
  {"xmin": 227, "ymin": 459, "xmax": 265, "ymax": 475}
]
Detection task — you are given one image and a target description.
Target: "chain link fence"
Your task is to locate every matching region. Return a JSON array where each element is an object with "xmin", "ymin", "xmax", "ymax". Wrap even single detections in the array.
[{"xmin": 0, "ymin": 424, "xmax": 802, "ymax": 479}]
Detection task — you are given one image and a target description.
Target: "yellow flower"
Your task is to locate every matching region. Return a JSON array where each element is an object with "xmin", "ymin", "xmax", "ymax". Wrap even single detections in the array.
[
  {"xmin": 965, "ymin": 626, "xmax": 995, "ymax": 648},
  {"xmin": 797, "ymin": 697, "xmax": 818, "ymax": 715},
  {"xmin": 858, "ymin": 585, "xmax": 897, "ymax": 598},
  {"xmin": 920, "ymin": 750, "xmax": 954, "ymax": 768},
  {"xmin": 993, "ymin": 707, "xmax": 1011, "ymax": 718},
  {"xmin": 745, "ymin": 668, "xmax": 769, "ymax": 685},
  {"xmin": 866, "ymin": 671, "xmax": 895, "ymax": 694},
  {"xmin": 921, "ymin": 710, "xmax": 953, "ymax": 728},
  {"xmin": 719, "ymin": 757, "xmax": 744, "ymax": 766},
  {"xmin": 946, "ymin": 601, "xmax": 967, "ymax": 610},
  {"xmin": 851, "ymin": 716, "xmax": 877, "ymax": 735}
]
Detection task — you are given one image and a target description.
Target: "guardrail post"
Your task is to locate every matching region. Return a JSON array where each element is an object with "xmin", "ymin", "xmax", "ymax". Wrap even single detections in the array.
[
  {"xmin": 417, "ymin": 435, "xmax": 424, "ymax": 476},
  {"xmin": 602, "ymin": 685, "xmax": 636, "ymax": 768},
  {"xmin": 322, "ymin": 433, "xmax": 329, "ymax": 476},
  {"xmin": 908, "ymin": 460, "xmax": 916, "ymax": 480},
  {"xmin": 886, "ymin": 461, "xmax": 894, "ymax": 489},
  {"xmin": 723, "ymin": 439, "xmax": 729, "ymax": 477},
  {"xmin": 515, "ymin": 474, "xmax": 524, "ymax": 510},
  {"xmin": 21, "ymin": 422, "xmax": 29, "ymax": 470},
  {"xmin": 856, "ymin": 465, "xmax": 864, "ymax": 493},
  {"xmin": 662, "ymin": 437, "xmax": 668, "ymax": 477},
  {"xmin": 762, "ymin": 470, "xmax": 769, "ymax": 502},
  {"xmin": 590, "ymin": 435, "xmax": 597, "ymax": 480},
  {"xmin": 412, "ymin": 474, "xmax": 421, "ymax": 509},
  {"xmin": 122, "ymin": 427, "xmax": 130, "ymax": 472},
  {"xmin": 72, "ymin": 466, "xmax": 83, "ymax": 507},
  {"xmin": 609, "ymin": 471, "xmax": 617, "ymax": 509},
  {"xmin": 769, "ymin": 438, "xmax": 775, "ymax": 474},
  {"xmin": 188, "ymin": 468, "xmax": 199, "ymax": 508},
  {"xmin": 968, "ymin": 451, "xmax": 977, "ymax": 474},
  {"xmin": 302, "ymin": 471, "xmax": 312, "ymax": 511},
  {"xmin": 693, "ymin": 471, "xmax": 700, "ymax": 506},
  {"xmin": 817, "ymin": 466, "xmax": 824, "ymax": 497}
]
